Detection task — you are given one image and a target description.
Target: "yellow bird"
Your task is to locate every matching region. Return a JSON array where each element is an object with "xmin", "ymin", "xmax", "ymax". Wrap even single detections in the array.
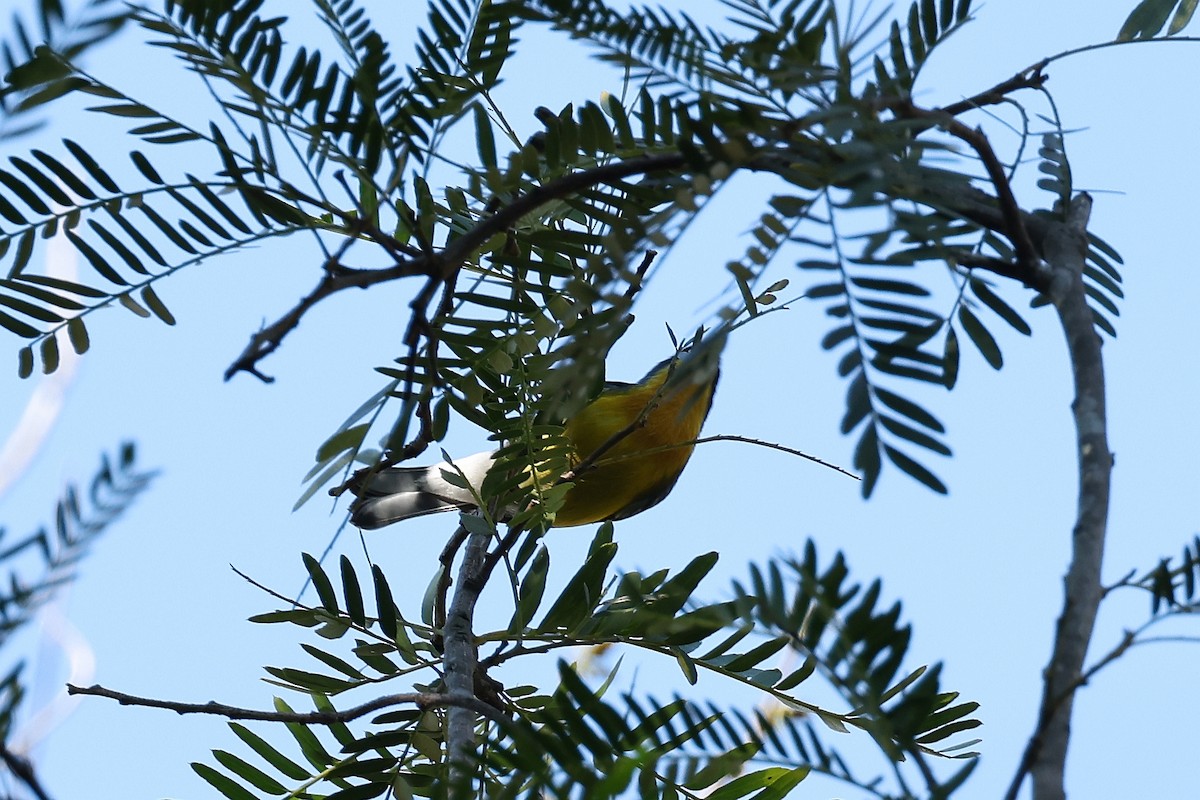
[{"xmin": 348, "ymin": 353, "xmax": 719, "ymax": 529}]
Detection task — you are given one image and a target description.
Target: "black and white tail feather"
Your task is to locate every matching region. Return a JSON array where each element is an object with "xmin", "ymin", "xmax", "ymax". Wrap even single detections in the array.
[{"xmin": 348, "ymin": 451, "xmax": 496, "ymax": 529}]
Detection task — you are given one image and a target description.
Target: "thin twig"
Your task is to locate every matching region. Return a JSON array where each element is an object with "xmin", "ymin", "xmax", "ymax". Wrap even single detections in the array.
[
  {"xmin": 66, "ymin": 683, "xmax": 505, "ymax": 725},
  {"xmin": 1075, "ymin": 629, "xmax": 1136, "ymax": 688},
  {"xmin": 557, "ymin": 432, "xmax": 856, "ymax": 485},
  {"xmin": 479, "ymin": 525, "xmax": 529, "ymax": 596},
  {"xmin": 229, "ymin": 564, "xmax": 437, "ymax": 664},
  {"xmin": 479, "ymin": 640, "xmax": 573, "ymax": 669},
  {"xmin": 1130, "ymin": 634, "xmax": 1200, "ymax": 647},
  {"xmin": 223, "ymin": 255, "xmax": 428, "ymax": 382},
  {"xmin": 433, "ymin": 524, "xmax": 471, "ymax": 653},
  {"xmin": 938, "ymin": 64, "xmax": 1049, "ymax": 117},
  {"xmin": 1077, "ymin": 621, "xmax": 1200, "ymax": 689},
  {"xmin": 695, "ymin": 434, "xmax": 859, "ymax": 480},
  {"xmin": 948, "ymin": 250, "xmax": 1036, "ymax": 285},
  {"xmin": 231, "ymin": 563, "xmax": 315, "ymax": 609},
  {"xmin": 937, "ymin": 37, "xmax": 1200, "ymax": 132}
]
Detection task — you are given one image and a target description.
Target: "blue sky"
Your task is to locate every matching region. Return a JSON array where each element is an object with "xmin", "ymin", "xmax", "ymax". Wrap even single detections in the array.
[{"xmin": 1, "ymin": 1, "xmax": 1198, "ymax": 798}]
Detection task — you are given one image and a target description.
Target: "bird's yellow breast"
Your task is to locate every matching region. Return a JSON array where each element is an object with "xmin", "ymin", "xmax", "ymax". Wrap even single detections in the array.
[{"xmin": 552, "ymin": 363, "xmax": 717, "ymax": 527}]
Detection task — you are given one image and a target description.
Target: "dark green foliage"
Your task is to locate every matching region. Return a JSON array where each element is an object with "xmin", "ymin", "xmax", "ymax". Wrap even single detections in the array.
[
  {"xmin": 0, "ymin": 0, "xmax": 1101, "ymax": 502},
  {"xmin": 203, "ymin": 537, "xmax": 978, "ymax": 798},
  {"xmin": 521, "ymin": 0, "xmax": 718, "ymax": 91},
  {"xmin": 1138, "ymin": 534, "xmax": 1200, "ymax": 615},
  {"xmin": 3, "ymin": 1, "xmax": 1174, "ymax": 796},
  {"xmin": 871, "ymin": 0, "xmax": 974, "ymax": 93},
  {"xmin": 0, "ymin": 0, "xmax": 133, "ymax": 140},
  {"xmin": 1119, "ymin": 0, "xmax": 1199, "ymax": 39}
]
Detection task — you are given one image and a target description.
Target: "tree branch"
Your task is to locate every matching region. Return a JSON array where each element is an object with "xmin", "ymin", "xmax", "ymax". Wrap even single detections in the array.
[
  {"xmin": 1006, "ymin": 193, "xmax": 1111, "ymax": 800},
  {"xmin": 753, "ymin": 121, "xmax": 1054, "ymax": 288},
  {"xmin": 937, "ymin": 62, "xmax": 1049, "ymax": 117},
  {"xmin": 225, "ymin": 153, "xmax": 688, "ymax": 383},
  {"xmin": 66, "ymin": 682, "xmax": 505, "ymax": 724},
  {"xmin": 948, "ymin": 250, "xmax": 1036, "ymax": 284},
  {"xmin": 432, "ymin": 524, "xmax": 471, "ymax": 653},
  {"xmin": 226, "ymin": 73, "xmax": 1057, "ymax": 387},
  {"xmin": 222, "ymin": 253, "xmax": 432, "ymax": 383},
  {"xmin": 442, "ymin": 526, "xmax": 492, "ymax": 793},
  {"xmin": 435, "ymin": 153, "xmax": 686, "ymax": 277},
  {"xmin": 892, "ymin": 101, "xmax": 1047, "ymax": 289}
]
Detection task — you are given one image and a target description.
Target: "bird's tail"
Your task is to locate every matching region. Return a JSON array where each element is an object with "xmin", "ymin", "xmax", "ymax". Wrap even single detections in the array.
[{"xmin": 349, "ymin": 451, "xmax": 495, "ymax": 529}]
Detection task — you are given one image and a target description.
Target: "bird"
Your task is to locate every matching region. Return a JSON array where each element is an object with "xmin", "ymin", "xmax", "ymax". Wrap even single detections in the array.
[{"xmin": 347, "ymin": 352, "xmax": 719, "ymax": 529}]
